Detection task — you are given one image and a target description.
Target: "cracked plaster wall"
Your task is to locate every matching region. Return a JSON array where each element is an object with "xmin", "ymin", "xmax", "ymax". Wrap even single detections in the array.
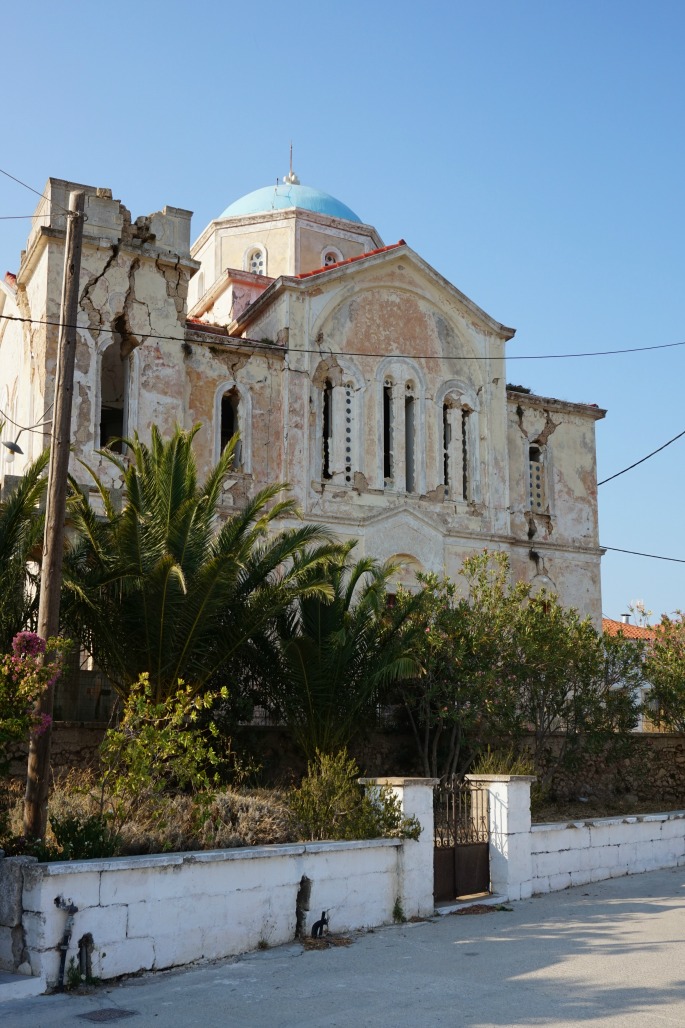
[
  {"xmin": 5, "ymin": 181, "xmax": 197, "ymax": 492},
  {"xmin": 507, "ymin": 395, "xmax": 603, "ymax": 624},
  {"xmin": 241, "ymin": 259, "xmax": 603, "ymax": 622},
  {"xmin": 183, "ymin": 340, "xmax": 285, "ymax": 503}
]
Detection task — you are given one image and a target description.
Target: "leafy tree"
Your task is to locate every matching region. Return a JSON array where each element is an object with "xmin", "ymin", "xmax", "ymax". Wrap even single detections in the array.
[
  {"xmin": 504, "ymin": 592, "xmax": 642, "ymax": 787},
  {"xmin": 395, "ymin": 553, "xmax": 527, "ymax": 780},
  {"xmin": 61, "ymin": 426, "xmax": 336, "ymax": 701},
  {"xmin": 396, "ymin": 551, "xmax": 642, "ymax": 784},
  {"xmin": 644, "ymin": 614, "xmax": 685, "ymax": 731},
  {"xmin": 0, "ymin": 451, "xmax": 49, "ymax": 650},
  {"xmin": 249, "ymin": 543, "xmax": 421, "ymax": 760}
]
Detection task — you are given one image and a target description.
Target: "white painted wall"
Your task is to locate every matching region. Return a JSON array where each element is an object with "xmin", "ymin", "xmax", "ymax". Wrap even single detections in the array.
[
  {"xmin": 1, "ymin": 778, "xmax": 436, "ymax": 989},
  {"xmin": 530, "ymin": 812, "xmax": 685, "ymax": 894},
  {"xmin": 467, "ymin": 775, "xmax": 685, "ymax": 901}
]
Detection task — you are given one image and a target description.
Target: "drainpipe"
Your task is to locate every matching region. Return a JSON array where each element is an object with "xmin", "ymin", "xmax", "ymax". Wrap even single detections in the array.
[{"xmin": 54, "ymin": 895, "xmax": 78, "ymax": 991}]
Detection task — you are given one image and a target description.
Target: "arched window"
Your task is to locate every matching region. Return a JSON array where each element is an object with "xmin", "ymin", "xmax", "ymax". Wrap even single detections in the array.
[
  {"xmin": 196, "ymin": 270, "xmax": 205, "ymax": 303},
  {"xmin": 376, "ymin": 358, "xmax": 426, "ymax": 494},
  {"xmin": 314, "ymin": 360, "xmax": 363, "ymax": 487},
  {"xmin": 220, "ymin": 388, "xmax": 241, "ymax": 467},
  {"xmin": 405, "ymin": 381, "xmax": 416, "ymax": 493},
  {"xmin": 214, "ymin": 382, "xmax": 252, "ymax": 472},
  {"xmin": 246, "ymin": 246, "xmax": 266, "ymax": 276},
  {"xmin": 438, "ymin": 383, "xmax": 479, "ymax": 503},
  {"xmin": 322, "ymin": 246, "xmax": 343, "ymax": 268},
  {"xmin": 383, "ymin": 378, "xmax": 394, "ymax": 484},
  {"xmin": 322, "ymin": 379, "xmax": 333, "ymax": 480},
  {"xmin": 100, "ymin": 343, "xmax": 128, "ymax": 452}
]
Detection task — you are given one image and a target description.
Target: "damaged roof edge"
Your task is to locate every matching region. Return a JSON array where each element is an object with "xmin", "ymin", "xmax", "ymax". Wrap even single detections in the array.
[{"xmin": 507, "ymin": 387, "xmax": 606, "ymax": 419}]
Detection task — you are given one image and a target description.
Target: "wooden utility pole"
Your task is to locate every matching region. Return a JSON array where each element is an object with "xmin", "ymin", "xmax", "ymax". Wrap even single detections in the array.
[{"xmin": 24, "ymin": 190, "xmax": 85, "ymax": 839}]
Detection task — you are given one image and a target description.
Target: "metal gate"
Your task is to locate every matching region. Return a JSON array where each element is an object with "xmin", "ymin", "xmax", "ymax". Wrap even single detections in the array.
[{"xmin": 434, "ymin": 777, "xmax": 490, "ymax": 902}]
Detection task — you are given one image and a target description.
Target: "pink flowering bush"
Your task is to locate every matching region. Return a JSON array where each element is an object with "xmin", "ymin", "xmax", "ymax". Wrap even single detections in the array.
[{"xmin": 1, "ymin": 633, "xmax": 67, "ymax": 830}]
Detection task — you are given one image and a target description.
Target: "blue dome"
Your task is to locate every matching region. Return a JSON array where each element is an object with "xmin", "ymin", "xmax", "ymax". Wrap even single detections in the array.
[{"xmin": 220, "ymin": 183, "xmax": 362, "ymax": 224}]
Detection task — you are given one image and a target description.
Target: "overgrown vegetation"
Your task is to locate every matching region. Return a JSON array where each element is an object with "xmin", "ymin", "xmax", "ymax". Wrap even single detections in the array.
[
  {"xmin": 0, "ymin": 632, "xmax": 66, "ymax": 838},
  {"xmin": 644, "ymin": 613, "xmax": 685, "ymax": 732},
  {"xmin": 249, "ymin": 543, "xmax": 421, "ymax": 760},
  {"xmin": 61, "ymin": 426, "xmax": 338, "ymax": 703},
  {"xmin": 0, "ymin": 428, "xmax": 673, "ymax": 857},
  {"xmin": 395, "ymin": 552, "xmax": 644, "ymax": 789},
  {"xmin": 289, "ymin": 749, "xmax": 420, "ymax": 842}
]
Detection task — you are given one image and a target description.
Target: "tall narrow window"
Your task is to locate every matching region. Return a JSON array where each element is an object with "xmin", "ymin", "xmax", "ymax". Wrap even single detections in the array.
[
  {"xmin": 221, "ymin": 389, "xmax": 241, "ymax": 466},
  {"xmin": 461, "ymin": 409, "xmax": 470, "ymax": 501},
  {"xmin": 322, "ymin": 379, "xmax": 333, "ymax": 480},
  {"xmin": 442, "ymin": 402, "xmax": 451, "ymax": 495},
  {"xmin": 405, "ymin": 384, "xmax": 415, "ymax": 493},
  {"xmin": 529, "ymin": 445, "xmax": 545, "ymax": 510},
  {"xmin": 344, "ymin": 383, "xmax": 353, "ymax": 484},
  {"xmin": 100, "ymin": 343, "xmax": 127, "ymax": 452},
  {"xmin": 383, "ymin": 380, "xmax": 394, "ymax": 484}
]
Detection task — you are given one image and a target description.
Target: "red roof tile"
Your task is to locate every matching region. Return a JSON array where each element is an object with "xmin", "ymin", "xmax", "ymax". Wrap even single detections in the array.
[
  {"xmin": 294, "ymin": 241, "xmax": 406, "ymax": 279},
  {"xmin": 602, "ymin": 617, "xmax": 657, "ymax": 640}
]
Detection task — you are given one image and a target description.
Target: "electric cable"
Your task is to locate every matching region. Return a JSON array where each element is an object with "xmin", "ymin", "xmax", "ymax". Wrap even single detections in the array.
[
  {"xmin": 1, "ymin": 310, "xmax": 684, "ymax": 364},
  {"xmin": 602, "ymin": 546, "xmax": 685, "ymax": 564},
  {"xmin": 598, "ymin": 428, "xmax": 685, "ymax": 486},
  {"xmin": 0, "ymin": 167, "xmax": 72, "ymax": 215}
]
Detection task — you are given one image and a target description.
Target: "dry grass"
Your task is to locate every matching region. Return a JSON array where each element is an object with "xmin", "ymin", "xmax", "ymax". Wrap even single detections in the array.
[
  {"xmin": 2, "ymin": 775, "xmax": 296, "ymax": 856},
  {"xmin": 303, "ymin": 935, "xmax": 354, "ymax": 950},
  {"xmin": 531, "ymin": 796, "xmax": 685, "ymax": 824}
]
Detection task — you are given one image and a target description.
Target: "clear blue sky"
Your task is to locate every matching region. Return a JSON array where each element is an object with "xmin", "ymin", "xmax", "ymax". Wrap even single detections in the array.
[{"xmin": 2, "ymin": 1, "xmax": 684, "ymax": 623}]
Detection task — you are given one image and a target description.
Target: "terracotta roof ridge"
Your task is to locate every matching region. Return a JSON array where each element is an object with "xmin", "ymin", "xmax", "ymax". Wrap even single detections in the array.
[{"xmin": 294, "ymin": 240, "xmax": 406, "ymax": 279}]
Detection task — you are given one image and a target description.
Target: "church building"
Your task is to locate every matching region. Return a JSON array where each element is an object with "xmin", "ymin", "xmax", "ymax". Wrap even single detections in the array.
[{"xmin": 0, "ymin": 169, "xmax": 605, "ymax": 622}]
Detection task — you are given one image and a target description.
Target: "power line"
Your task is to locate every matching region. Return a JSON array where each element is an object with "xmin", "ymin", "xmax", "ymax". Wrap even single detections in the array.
[
  {"xmin": 598, "ymin": 428, "xmax": 685, "ymax": 486},
  {"xmin": 603, "ymin": 546, "xmax": 685, "ymax": 565},
  {"xmin": 1, "ymin": 310, "xmax": 684, "ymax": 363},
  {"xmin": 0, "ymin": 167, "xmax": 71, "ymax": 215},
  {"xmin": 0, "ymin": 214, "xmax": 51, "ymax": 220}
]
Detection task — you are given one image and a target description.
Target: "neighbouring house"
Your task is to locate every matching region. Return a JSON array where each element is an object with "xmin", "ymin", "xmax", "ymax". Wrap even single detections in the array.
[
  {"xmin": 0, "ymin": 169, "xmax": 605, "ymax": 630},
  {"xmin": 603, "ymin": 614, "xmax": 658, "ymax": 730}
]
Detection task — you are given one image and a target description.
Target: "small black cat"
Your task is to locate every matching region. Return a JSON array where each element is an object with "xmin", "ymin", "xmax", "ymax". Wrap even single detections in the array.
[{"xmin": 311, "ymin": 911, "xmax": 329, "ymax": 938}]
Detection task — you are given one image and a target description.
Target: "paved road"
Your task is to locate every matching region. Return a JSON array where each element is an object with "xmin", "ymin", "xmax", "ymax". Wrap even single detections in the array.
[{"xmin": 3, "ymin": 866, "xmax": 685, "ymax": 1027}]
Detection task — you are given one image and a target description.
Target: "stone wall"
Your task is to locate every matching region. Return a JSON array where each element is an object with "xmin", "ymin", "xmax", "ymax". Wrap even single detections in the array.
[
  {"xmin": 8, "ymin": 723, "xmax": 422, "ymax": 784},
  {"xmin": 521, "ymin": 731, "xmax": 685, "ymax": 807}
]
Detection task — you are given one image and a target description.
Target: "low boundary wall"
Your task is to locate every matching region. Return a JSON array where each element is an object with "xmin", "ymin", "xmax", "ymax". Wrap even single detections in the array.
[
  {"xmin": 4, "ymin": 776, "xmax": 685, "ymax": 994},
  {"xmin": 467, "ymin": 775, "xmax": 685, "ymax": 901},
  {"xmin": 530, "ymin": 811, "xmax": 685, "ymax": 894},
  {"xmin": 0, "ymin": 778, "xmax": 435, "ymax": 990}
]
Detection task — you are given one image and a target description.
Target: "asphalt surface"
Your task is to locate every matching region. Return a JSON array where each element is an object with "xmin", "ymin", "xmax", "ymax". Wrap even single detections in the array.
[{"xmin": 2, "ymin": 865, "xmax": 685, "ymax": 1027}]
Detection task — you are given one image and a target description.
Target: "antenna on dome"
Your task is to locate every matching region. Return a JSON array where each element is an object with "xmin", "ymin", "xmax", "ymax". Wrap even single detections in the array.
[{"xmin": 283, "ymin": 142, "xmax": 300, "ymax": 185}]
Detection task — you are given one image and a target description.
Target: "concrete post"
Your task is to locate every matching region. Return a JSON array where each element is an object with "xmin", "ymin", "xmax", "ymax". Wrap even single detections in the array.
[
  {"xmin": 360, "ymin": 777, "xmax": 439, "ymax": 917},
  {"xmin": 466, "ymin": 774, "xmax": 535, "ymax": 901}
]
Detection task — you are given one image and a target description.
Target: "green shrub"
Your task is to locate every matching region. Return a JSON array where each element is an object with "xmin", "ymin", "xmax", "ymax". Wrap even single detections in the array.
[
  {"xmin": 49, "ymin": 812, "xmax": 119, "ymax": 860},
  {"xmin": 98, "ymin": 674, "xmax": 226, "ymax": 835},
  {"xmin": 289, "ymin": 749, "xmax": 421, "ymax": 842}
]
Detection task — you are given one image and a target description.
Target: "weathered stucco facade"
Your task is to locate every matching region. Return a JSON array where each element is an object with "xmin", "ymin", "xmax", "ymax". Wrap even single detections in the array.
[{"xmin": 0, "ymin": 173, "xmax": 605, "ymax": 621}]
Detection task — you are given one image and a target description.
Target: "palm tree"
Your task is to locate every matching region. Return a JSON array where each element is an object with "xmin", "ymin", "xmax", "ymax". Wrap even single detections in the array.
[
  {"xmin": 0, "ymin": 450, "xmax": 49, "ymax": 651},
  {"xmin": 61, "ymin": 425, "xmax": 336, "ymax": 701},
  {"xmin": 249, "ymin": 543, "xmax": 422, "ymax": 760}
]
